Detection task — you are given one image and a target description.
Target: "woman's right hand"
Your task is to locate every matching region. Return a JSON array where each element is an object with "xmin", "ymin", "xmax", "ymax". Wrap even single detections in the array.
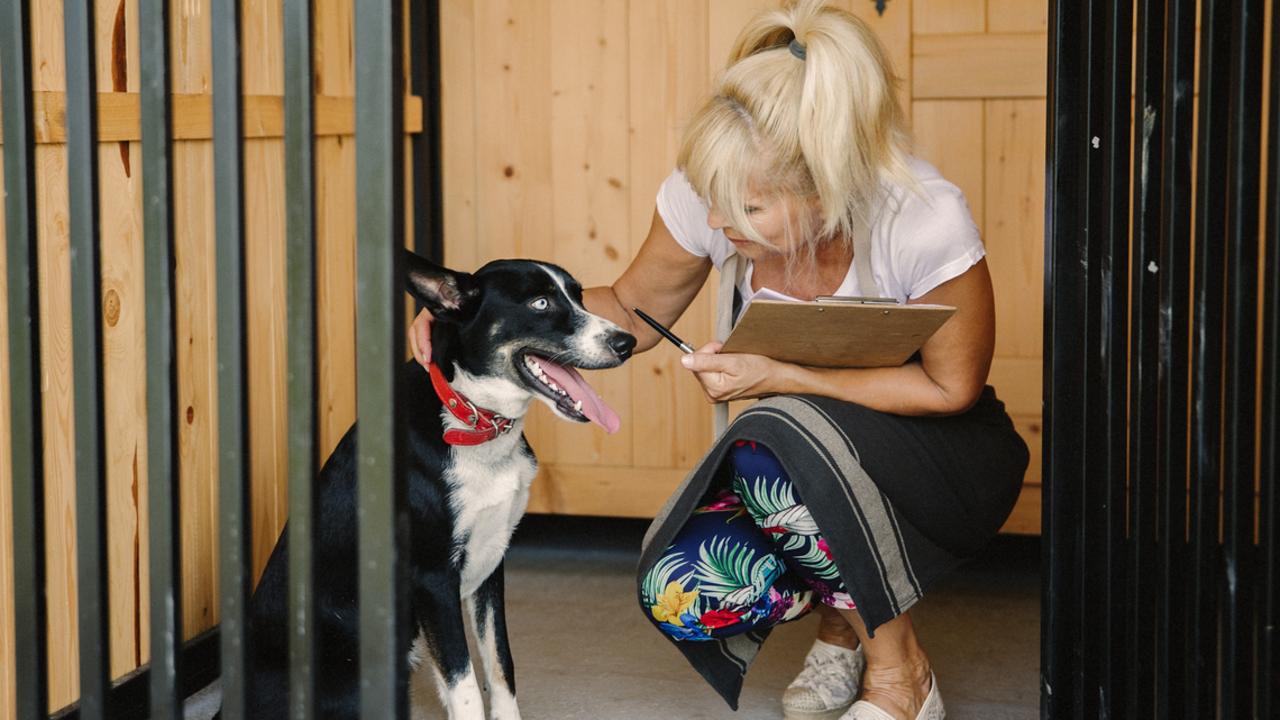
[{"xmin": 410, "ymin": 308, "xmax": 434, "ymax": 368}]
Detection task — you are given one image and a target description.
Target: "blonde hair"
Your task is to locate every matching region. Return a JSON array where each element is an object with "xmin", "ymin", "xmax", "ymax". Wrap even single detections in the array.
[{"xmin": 677, "ymin": 0, "xmax": 913, "ymax": 275}]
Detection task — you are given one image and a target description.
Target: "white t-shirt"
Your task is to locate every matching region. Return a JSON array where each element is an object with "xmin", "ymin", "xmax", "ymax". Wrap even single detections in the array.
[{"xmin": 654, "ymin": 157, "xmax": 985, "ymax": 305}]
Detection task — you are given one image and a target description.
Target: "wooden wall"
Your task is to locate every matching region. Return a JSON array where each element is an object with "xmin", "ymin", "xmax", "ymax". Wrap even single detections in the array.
[
  {"xmin": 0, "ymin": 1, "xmax": 1048, "ymax": 717},
  {"xmin": 438, "ymin": 0, "xmax": 1048, "ymax": 532}
]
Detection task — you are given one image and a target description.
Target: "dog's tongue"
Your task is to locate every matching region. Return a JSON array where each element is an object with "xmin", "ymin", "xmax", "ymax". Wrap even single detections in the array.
[{"xmin": 532, "ymin": 355, "xmax": 621, "ymax": 434}]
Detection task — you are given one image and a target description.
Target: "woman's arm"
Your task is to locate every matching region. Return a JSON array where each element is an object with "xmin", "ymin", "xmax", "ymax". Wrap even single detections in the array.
[
  {"xmin": 411, "ymin": 208, "xmax": 711, "ymax": 365},
  {"xmin": 578, "ymin": 208, "xmax": 713, "ymax": 353},
  {"xmin": 680, "ymin": 259, "xmax": 996, "ymax": 416}
]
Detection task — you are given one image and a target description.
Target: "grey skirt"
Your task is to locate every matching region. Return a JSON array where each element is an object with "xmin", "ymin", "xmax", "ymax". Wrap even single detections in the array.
[{"xmin": 636, "ymin": 387, "xmax": 1029, "ymax": 709}]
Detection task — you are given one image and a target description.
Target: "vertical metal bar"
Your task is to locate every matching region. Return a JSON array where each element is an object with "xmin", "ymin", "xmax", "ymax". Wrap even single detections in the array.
[
  {"xmin": 0, "ymin": 1, "xmax": 50, "ymax": 717},
  {"xmin": 1221, "ymin": 2, "xmax": 1264, "ymax": 717},
  {"xmin": 1260, "ymin": 0, "xmax": 1280, "ymax": 703},
  {"xmin": 1259, "ymin": 0, "xmax": 1280, "ymax": 708},
  {"xmin": 1187, "ymin": 1, "xmax": 1231, "ymax": 717},
  {"xmin": 409, "ymin": 0, "xmax": 443, "ymax": 263},
  {"xmin": 355, "ymin": 0, "xmax": 408, "ymax": 716},
  {"xmin": 284, "ymin": 0, "xmax": 318, "ymax": 717},
  {"xmin": 140, "ymin": 0, "xmax": 184, "ymax": 717},
  {"xmin": 64, "ymin": 1, "xmax": 110, "ymax": 715},
  {"xmin": 1096, "ymin": 1, "xmax": 1134, "ymax": 715},
  {"xmin": 1043, "ymin": 0, "xmax": 1090, "ymax": 716},
  {"xmin": 1155, "ymin": 1, "xmax": 1197, "ymax": 715},
  {"xmin": 212, "ymin": 0, "xmax": 251, "ymax": 715},
  {"xmin": 1079, "ymin": 1, "xmax": 1114, "ymax": 715},
  {"xmin": 1126, "ymin": 1, "xmax": 1166, "ymax": 716}
]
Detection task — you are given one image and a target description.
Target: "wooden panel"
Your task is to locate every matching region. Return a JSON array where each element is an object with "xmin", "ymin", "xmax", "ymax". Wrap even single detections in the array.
[
  {"xmin": 1011, "ymin": 412, "xmax": 1043, "ymax": 488},
  {"xmin": 440, "ymin": 0, "xmax": 479, "ymax": 272},
  {"xmin": 987, "ymin": 0, "xmax": 1048, "ymax": 34},
  {"xmin": 988, "ymin": 356, "xmax": 1042, "ymax": 417},
  {"xmin": 984, "ymin": 98, "xmax": 1046, "ymax": 360},
  {"xmin": 913, "ymin": 32, "xmax": 1047, "ymax": 99},
  {"xmin": 911, "ymin": 99, "xmax": 985, "ymax": 231},
  {"xmin": 627, "ymin": 0, "xmax": 714, "ymax": 470},
  {"xmin": 707, "ymin": 0, "xmax": 775, "ymax": 76},
  {"xmin": 846, "ymin": 0, "xmax": 912, "ymax": 105},
  {"xmin": 527, "ymin": 464, "xmax": 691, "ymax": 517},
  {"xmin": 549, "ymin": 0, "xmax": 632, "ymax": 466},
  {"xmin": 913, "ymin": 0, "xmax": 984, "ymax": 34}
]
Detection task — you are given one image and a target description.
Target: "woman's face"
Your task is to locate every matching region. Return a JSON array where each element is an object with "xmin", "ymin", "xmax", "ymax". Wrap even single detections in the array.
[{"xmin": 705, "ymin": 187, "xmax": 818, "ymax": 260}]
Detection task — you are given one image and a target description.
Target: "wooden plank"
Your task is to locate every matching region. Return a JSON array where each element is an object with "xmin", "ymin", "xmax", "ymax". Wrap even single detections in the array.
[
  {"xmin": 315, "ymin": 0, "xmax": 357, "ymax": 460},
  {"xmin": 985, "ymin": 98, "xmax": 1046, "ymax": 360},
  {"xmin": 527, "ymin": 464, "xmax": 691, "ymax": 517},
  {"xmin": 0, "ymin": 92, "xmax": 425, "ymax": 145},
  {"xmin": 986, "ymin": 0, "xmax": 1048, "ymax": 34},
  {"xmin": 988, "ymin": 356, "xmax": 1042, "ymax": 417},
  {"xmin": 913, "ymin": 32, "xmax": 1047, "ymax": 99},
  {"xmin": 913, "ymin": 0, "xmax": 984, "ymax": 34},
  {"xmin": 999, "ymin": 482, "xmax": 1040, "ymax": 535},
  {"xmin": 97, "ymin": 140, "xmax": 148, "ymax": 679},
  {"xmin": 440, "ymin": 0, "xmax": 479, "ymax": 272},
  {"xmin": 549, "ymin": 0, "xmax": 632, "ymax": 467},
  {"xmin": 1011, "ymin": 412, "xmax": 1043, "ymax": 488},
  {"xmin": 707, "ymin": 0, "xmax": 774, "ymax": 76},
  {"xmin": 912, "ymin": 99, "xmax": 984, "ymax": 231},
  {"xmin": 628, "ymin": 0, "xmax": 713, "ymax": 471},
  {"xmin": 473, "ymin": 0, "xmax": 557, "ymax": 457},
  {"xmin": 847, "ymin": 0, "xmax": 913, "ymax": 108}
]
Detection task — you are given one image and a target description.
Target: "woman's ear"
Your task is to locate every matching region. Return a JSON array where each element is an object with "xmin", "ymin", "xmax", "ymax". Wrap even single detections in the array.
[{"xmin": 403, "ymin": 249, "xmax": 479, "ymax": 323}]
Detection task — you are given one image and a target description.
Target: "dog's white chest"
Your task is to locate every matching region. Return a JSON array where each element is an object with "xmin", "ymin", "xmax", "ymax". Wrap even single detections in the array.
[{"xmin": 446, "ymin": 436, "xmax": 537, "ymax": 597}]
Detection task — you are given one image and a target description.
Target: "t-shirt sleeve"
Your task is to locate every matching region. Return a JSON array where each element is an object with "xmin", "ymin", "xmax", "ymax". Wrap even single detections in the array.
[
  {"xmin": 655, "ymin": 169, "xmax": 717, "ymax": 260},
  {"xmin": 888, "ymin": 182, "xmax": 986, "ymax": 299}
]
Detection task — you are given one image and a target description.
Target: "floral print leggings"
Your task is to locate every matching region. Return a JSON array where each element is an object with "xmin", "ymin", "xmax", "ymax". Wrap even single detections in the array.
[{"xmin": 640, "ymin": 441, "xmax": 856, "ymax": 642}]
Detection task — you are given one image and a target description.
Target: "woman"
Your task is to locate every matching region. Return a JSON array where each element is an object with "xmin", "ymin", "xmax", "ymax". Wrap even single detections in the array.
[{"xmin": 413, "ymin": 2, "xmax": 1027, "ymax": 718}]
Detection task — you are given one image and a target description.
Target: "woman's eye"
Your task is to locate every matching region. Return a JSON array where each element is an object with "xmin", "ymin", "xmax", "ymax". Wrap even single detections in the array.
[
  {"xmin": 744, "ymin": 206, "xmax": 761, "ymax": 215},
  {"xmin": 530, "ymin": 297, "xmax": 550, "ymax": 311}
]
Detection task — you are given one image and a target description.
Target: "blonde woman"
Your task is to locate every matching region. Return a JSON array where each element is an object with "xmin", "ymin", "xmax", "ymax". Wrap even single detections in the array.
[{"xmin": 411, "ymin": 2, "xmax": 1027, "ymax": 718}]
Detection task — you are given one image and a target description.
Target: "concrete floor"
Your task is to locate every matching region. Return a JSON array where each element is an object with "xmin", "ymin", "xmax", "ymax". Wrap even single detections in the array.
[{"xmin": 186, "ymin": 516, "xmax": 1039, "ymax": 719}]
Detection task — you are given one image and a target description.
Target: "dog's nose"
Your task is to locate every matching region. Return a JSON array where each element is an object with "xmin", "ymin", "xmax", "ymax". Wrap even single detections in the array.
[{"xmin": 608, "ymin": 332, "xmax": 637, "ymax": 361}]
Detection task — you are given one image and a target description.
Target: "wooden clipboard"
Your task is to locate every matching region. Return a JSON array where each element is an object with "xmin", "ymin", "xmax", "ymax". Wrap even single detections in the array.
[{"xmin": 719, "ymin": 297, "xmax": 956, "ymax": 368}]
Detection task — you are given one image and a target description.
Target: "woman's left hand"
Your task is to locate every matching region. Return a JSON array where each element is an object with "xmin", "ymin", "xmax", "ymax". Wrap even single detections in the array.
[{"xmin": 679, "ymin": 342, "xmax": 780, "ymax": 402}]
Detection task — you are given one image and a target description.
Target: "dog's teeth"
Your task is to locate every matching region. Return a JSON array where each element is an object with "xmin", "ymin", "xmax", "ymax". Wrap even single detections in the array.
[{"xmin": 573, "ymin": 399, "xmax": 583, "ymax": 412}]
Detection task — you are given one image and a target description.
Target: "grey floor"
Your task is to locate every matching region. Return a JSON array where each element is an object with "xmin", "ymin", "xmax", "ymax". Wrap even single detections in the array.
[{"xmin": 186, "ymin": 517, "xmax": 1039, "ymax": 719}]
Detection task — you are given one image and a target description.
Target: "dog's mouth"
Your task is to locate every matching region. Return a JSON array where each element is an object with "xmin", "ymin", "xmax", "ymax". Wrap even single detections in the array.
[{"xmin": 517, "ymin": 352, "xmax": 621, "ymax": 434}]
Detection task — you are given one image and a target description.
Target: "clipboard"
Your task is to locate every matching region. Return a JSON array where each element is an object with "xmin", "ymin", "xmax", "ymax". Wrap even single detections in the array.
[{"xmin": 719, "ymin": 297, "xmax": 956, "ymax": 368}]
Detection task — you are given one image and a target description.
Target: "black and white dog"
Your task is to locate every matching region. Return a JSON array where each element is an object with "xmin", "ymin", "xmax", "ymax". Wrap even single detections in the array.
[{"xmin": 219, "ymin": 251, "xmax": 635, "ymax": 719}]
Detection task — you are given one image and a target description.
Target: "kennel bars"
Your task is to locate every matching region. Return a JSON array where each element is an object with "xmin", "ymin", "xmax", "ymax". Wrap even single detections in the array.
[
  {"xmin": 0, "ymin": 0, "xmax": 441, "ymax": 717},
  {"xmin": 1045, "ymin": 0, "xmax": 1278, "ymax": 718}
]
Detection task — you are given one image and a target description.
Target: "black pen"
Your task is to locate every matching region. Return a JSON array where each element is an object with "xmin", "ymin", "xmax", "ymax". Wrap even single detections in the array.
[{"xmin": 633, "ymin": 307, "xmax": 695, "ymax": 354}]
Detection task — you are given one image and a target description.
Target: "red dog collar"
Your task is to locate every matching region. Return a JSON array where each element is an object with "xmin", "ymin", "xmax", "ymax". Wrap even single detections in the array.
[{"xmin": 427, "ymin": 362, "xmax": 515, "ymax": 446}]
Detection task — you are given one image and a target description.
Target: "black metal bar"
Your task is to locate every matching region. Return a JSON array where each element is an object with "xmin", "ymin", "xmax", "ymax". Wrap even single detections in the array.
[
  {"xmin": 355, "ymin": 0, "xmax": 408, "ymax": 715},
  {"xmin": 409, "ymin": 0, "xmax": 443, "ymax": 264},
  {"xmin": 1043, "ymin": 0, "xmax": 1090, "ymax": 716},
  {"xmin": 1186, "ymin": 1, "xmax": 1231, "ymax": 717},
  {"xmin": 0, "ymin": 1, "xmax": 49, "ymax": 717},
  {"xmin": 140, "ymin": 0, "xmax": 184, "ymax": 716},
  {"xmin": 1221, "ymin": 2, "xmax": 1264, "ymax": 718},
  {"xmin": 1125, "ymin": 1, "xmax": 1166, "ymax": 716},
  {"xmin": 1095, "ymin": 1, "xmax": 1134, "ymax": 715},
  {"xmin": 284, "ymin": 0, "xmax": 319, "ymax": 717},
  {"xmin": 64, "ymin": 1, "xmax": 110, "ymax": 715},
  {"xmin": 1260, "ymin": 0, "xmax": 1280, "ymax": 705},
  {"xmin": 212, "ymin": 0, "xmax": 251, "ymax": 715},
  {"xmin": 1155, "ymin": 1, "xmax": 1196, "ymax": 714}
]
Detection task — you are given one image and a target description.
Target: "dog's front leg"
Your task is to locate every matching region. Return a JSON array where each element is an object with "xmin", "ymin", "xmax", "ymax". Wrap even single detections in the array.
[
  {"xmin": 465, "ymin": 564, "xmax": 520, "ymax": 720},
  {"xmin": 412, "ymin": 572, "xmax": 485, "ymax": 720}
]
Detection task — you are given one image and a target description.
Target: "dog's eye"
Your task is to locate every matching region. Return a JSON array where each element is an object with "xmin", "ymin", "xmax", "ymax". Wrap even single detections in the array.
[{"xmin": 529, "ymin": 297, "xmax": 550, "ymax": 311}]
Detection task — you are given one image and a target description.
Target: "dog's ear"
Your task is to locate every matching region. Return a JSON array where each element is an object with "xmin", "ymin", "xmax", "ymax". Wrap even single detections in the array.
[{"xmin": 404, "ymin": 249, "xmax": 478, "ymax": 323}]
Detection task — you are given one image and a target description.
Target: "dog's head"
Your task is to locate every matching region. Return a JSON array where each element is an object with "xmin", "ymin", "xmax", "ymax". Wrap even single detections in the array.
[{"xmin": 405, "ymin": 250, "xmax": 636, "ymax": 433}]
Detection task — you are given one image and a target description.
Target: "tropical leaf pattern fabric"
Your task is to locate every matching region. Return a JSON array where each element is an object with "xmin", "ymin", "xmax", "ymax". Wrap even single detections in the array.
[{"xmin": 640, "ymin": 441, "xmax": 855, "ymax": 642}]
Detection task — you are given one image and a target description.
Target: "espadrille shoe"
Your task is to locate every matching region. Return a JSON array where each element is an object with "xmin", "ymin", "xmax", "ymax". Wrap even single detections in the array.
[
  {"xmin": 840, "ymin": 672, "xmax": 944, "ymax": 720},
  {"xmin": 782, "ymin": 640, "xmax": 865, "ymax": 720}
]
